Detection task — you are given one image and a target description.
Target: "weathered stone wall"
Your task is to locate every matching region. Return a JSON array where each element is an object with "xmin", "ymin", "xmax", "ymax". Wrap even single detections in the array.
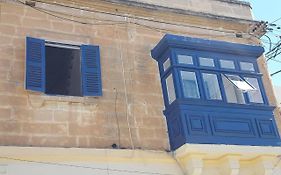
[
  {"xmin": 104, "ymin": 0, "xmax": 253, "ymax": 20},
  {"xmin": 0, "ymin": 1, "xmax": 168, "ymax": 150},
  {"xmin": 0, "ymin": 0, "xmax": 279, "ymax": 150}
]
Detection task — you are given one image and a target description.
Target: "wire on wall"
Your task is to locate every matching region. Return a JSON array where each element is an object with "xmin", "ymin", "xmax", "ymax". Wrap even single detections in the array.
[
  {"xmin": 116, "ymin": 24, "xmax": 135, "ymax": 150},
  {"xmin": 113, "ymin": 88, "xmax": 121, "ymax": 148},
  {"xmin": 15, "ymin": 0, "xmax": 258, "ymax": 40}
]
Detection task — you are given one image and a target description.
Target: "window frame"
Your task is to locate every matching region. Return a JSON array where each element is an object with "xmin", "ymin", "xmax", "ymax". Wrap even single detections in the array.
[
  {"xmin": 173, "ymin": 48, "xmax": 196, "ymax": 68},
  {"xmin": 45, "ymin": 44, "xmax": 82, "ymax": 96},
  {"xmin": 165, "ymin": 73, "xmax": 177, "ymax": 104},
  {"xmin": 219, "ymin": 59, "xmax": 236, "ymax": 70},
  {"xmin": 163, "ymin": 57, "xmax": 171, "ymax": 72},
  {"xmin": 164, "ymin": 49, "xmax": 269, "ymax": 106},
  {"xmin": 222, "ymin": 74, "xmax": 256, "ymax": 92},
  {"xmin": 221, "ymin": 73, "xmax": 247, "ymax": 104},
  {"xmin": 25, "ymin": 36, "xmax": 102, "ymax": 97},
  {"xmin": 198, "ymin": 57, "xmax": 216, "ymax": 68},
  {"xmin": 239, "ymin": 61, "xmax": 257, "ymax": 72},
  {"xmin": 200, "ymin": 71, "xmax": 224, "ymax": 101},
  {"xmin": 178, "ymin": 69, "xmax": 202, "ymax": 100},
  {"xmin": 243, "ymin": 75, "xmax": 268, "ymax": 104}
]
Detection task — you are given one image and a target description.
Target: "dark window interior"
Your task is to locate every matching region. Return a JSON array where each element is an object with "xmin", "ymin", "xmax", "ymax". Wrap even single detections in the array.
[{"xmin": 45, "ymin": 46, "xmax": 82, "ymax": 96}]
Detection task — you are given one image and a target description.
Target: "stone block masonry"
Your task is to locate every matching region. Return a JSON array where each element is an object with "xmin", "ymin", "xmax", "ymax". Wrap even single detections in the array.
[{"xmin": 0, "ymin": 0, "xmax": 279, "ymax": 151}]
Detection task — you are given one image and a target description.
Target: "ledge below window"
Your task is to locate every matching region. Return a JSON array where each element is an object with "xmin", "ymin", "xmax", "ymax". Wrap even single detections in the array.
[{"xmin": 27, "ymin": 92, "xmax": 100, "ymax": 108}]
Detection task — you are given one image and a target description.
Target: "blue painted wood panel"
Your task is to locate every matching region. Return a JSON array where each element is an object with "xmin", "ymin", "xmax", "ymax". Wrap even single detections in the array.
[{"xmin": 164, "ymin": 101, "xmax": 281, "ymax": 150}]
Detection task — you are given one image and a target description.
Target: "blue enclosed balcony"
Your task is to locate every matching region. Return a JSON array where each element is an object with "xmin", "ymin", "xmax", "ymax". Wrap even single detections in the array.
[{"xmin": 151, "ymin": 34, "xmax": 281, "ymax": 150}]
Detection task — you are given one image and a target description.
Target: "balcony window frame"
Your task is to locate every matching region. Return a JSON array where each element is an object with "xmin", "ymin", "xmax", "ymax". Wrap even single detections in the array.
[
  {"xmin": 243, "ymin": 75, "xmax": 267, "ymax": 104},
  {"xmin": 219, "ymin": 59, "xmax": 236, "ymax": 70},
  {"xmin": 162, "ymin": 48, "xmax": 269, "ymax": 107},
  {"xmin": 151, "ymin": 34, "xmax": 280, "ymax": 149},
  {"xmin": 239, "ymin": 61, "xmax": 258, "ymax": 72},
  {"xmin": 178, "ymin": 69, "xmax": 202, "ymax": 100},
  {"xmin": 200, "ymin": 71, "xmax": 224, "ymax": 101}
]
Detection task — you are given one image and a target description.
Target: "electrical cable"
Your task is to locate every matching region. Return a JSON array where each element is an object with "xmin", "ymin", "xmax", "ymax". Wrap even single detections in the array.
[
  {"xmin": 0, "ymin": 156, "xmax": 174, "ymax": 175},
  {"xmin": 270, "ymin": 16, "xmax": 281, "ymax": 25},
  {"xmin": 14, "ymin": 0, "xmax": 267, "ymax": 48},
  {"xmin": 265, "ymin": 40, "xmax": 281, "ymax": 59},
  {"xmin": 15, "ymin": 0, "xmax": 249, "ymax": 41},
  {"xmin": 263, "ymin": 34, "xmax": 272, "ymax": 51},
  {"xmin": 116, "ymin": 25, "xmax": 135, "ymax": 150},
  {"xmin": 20, "ymin": 0, "xmax": 253, "ymax": 36},
  {"xmin": 17, "ymin": 1, "xmax": 127, "ymax": 25},
  {"xmin": 271, "ymin": 69, "xmax": 281, "ymax": 77},
  {"xmin": 114, "ymin": 88, "xmax": 121, "ymax": 148}
]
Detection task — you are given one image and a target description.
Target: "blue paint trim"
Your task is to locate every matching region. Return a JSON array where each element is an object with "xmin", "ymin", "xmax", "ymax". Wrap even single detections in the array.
[
  {"xmin": 26, "ymin": 37, "xmax": 45, "ymax": 92},
  {"xmin": 81, "ymin": 45, "xmax": 102, "ymax": 96},
  {"xmin": 151, "ymin": 34, "xmax": 264, "ymax": 59},
  {"xmin": 165, "ymin": 101, "xmax": 281, "ymax": 150},
  {"xmin": 156, "ymin": 41, "xmax": 268, "ymax": 108}
]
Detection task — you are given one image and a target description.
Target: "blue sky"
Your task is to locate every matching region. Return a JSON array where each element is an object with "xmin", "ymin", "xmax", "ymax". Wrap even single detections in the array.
[{"xmin": 246, "ymin": 0, "xmax": 281, "ymax": 86}]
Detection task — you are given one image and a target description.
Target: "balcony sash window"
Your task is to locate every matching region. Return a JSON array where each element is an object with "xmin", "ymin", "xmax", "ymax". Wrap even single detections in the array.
[
  {"xmin": 223, "ymin": 74, "xmax": 255, "ymax": 92},
  {"xmin": 222, "ymin": 75, "xmax": 246, "ymax": 104},
  {"xmin": 220, "ymin": 59, "xmax": 235, "ymax": 69},
  {"xmin": 245, "ymin": 77, "xmax": 264, "ymax": 103},
  {"xmin": 180, "ymin": 71, "xmax": 200, "ymax": 99},
  {"xmin": 177, "ymin": 55, "xmax": 193, "ymax": 65},
  {"xmin": 199, "ymin": 57, "xmax": 215, "ymax": 67},
  {"xmin": 240, "ymin": 62, "xmax": 255, "ymax": 72},
  {"xmin": 163, "ymin": 58, "xmax": 171, "ymax": 71},
  {"xmin": 166, "ymin": 74, "xmax": 176, "ymax": 104},
  {"xmin": 202, "ymin": 73, "xmax": 222, "ymax": 100}
]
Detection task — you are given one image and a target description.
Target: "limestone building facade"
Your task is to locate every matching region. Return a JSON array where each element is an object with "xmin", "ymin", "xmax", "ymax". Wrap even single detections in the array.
[{"xmin": 0, "ymin": 0, "xmax": 281, "ymax": 174}]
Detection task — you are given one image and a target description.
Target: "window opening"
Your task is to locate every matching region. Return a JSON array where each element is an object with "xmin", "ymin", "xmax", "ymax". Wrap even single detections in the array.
[
  {"xmin": 45, "ymin": 45, "xmax": 82, "ymax": 96},
  {"xmin": 223, "ymin": 74, "xmax": 255, "ymax": 92}
]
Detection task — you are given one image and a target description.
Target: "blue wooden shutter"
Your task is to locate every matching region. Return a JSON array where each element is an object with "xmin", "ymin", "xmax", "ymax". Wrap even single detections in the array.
[
  {"xmin": 26, "ymin": 37, "xmax": 45, "ymax": 92},
  {"xmin": 81, "ymin": 45, "xmax": 102, "ymax": 96}
]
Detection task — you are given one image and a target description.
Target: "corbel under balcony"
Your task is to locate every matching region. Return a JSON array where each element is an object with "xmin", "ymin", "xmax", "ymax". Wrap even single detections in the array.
[{"xmin": 174, "ymin": 143, "xmax": 281, "ymax": 175}]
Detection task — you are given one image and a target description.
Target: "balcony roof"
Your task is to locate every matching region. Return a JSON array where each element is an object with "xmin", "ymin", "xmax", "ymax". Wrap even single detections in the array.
[{"xmin": 151, "ymin": 34, "xmax": 264, "ymax": 60}]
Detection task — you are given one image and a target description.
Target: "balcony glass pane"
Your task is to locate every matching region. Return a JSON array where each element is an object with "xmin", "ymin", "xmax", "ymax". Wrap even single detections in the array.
[
  {"xmin": 245, "ymin": 77, "xmax": 264, "ymax": 103},
  {"xmin": 163, "ymin": 58, "xmax": 171, "ymax": 71},
  {"xmin": 220, "ymin": 59, "xmax": 235, "ymax": 69},
  {"xmin": 240, "ymin": 62, "xmax": 255, "ymax": 72},
  {"xmin": 224, "ymin": 74, "xmax": 255, "ymax": 91},
  {"xmin": 199, "ymin": 57, "xmax": 215, "ymax": 67},
  {"xmin": 166, "ymin": 74, "xmax": 176, "ymax": 104},
  {"xmin": 222, "ymin": 75, "xmax": 245, "ymax": 104},
  {"xmin": 202, "ymin": 73, "xmax": 222, "ymax": 100},
  {"xmin": 178, "ymin": 55, "xmax": 193, "ymax": 65},
  {"xmin": 181, "ymin": 71, "xmax": 200, "ymax": 98}
]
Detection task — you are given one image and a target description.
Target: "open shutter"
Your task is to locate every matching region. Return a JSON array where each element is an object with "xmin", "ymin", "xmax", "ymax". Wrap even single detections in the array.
[
  {"xmin": 26, "ymin": 37, "xmax": 45, "ymax": 92},
  {"xmin": 81, "ymin": 45, "xmax": 102, "ymax": 96}
]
